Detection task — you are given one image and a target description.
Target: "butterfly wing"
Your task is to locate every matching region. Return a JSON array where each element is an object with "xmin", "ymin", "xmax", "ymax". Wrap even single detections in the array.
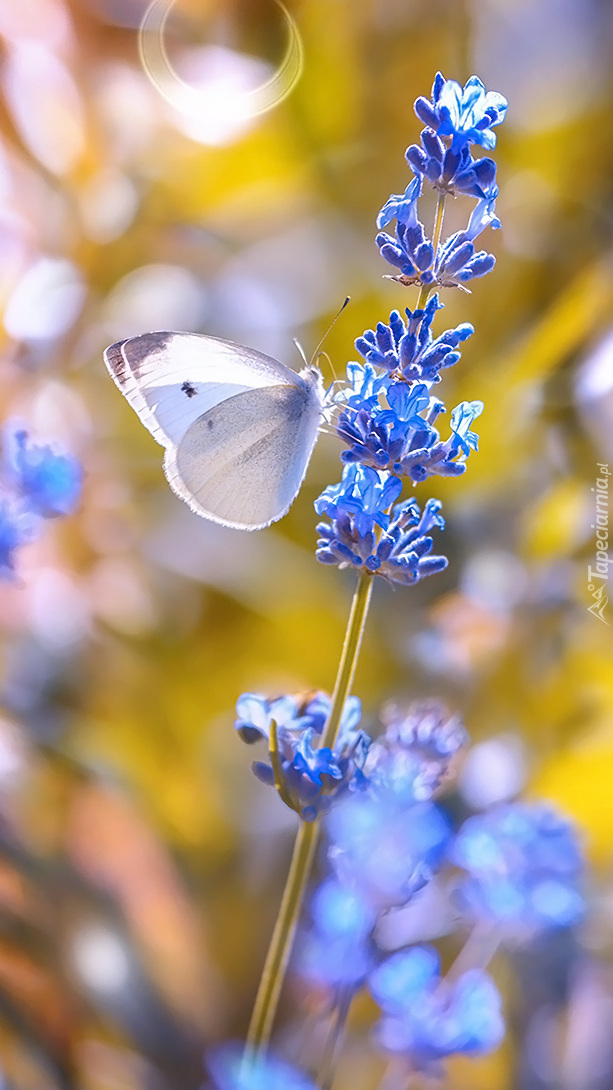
[
  {"xmin": 104, "ymin": 331, "xmax": 324, "ymax": 530},
  {"xmin": 165, "ymin": 381, "xmax": 322, "ymax": 529},
  {"xmin": 104, "ymin": 331, "xmax": 305, "ymax": 448}
]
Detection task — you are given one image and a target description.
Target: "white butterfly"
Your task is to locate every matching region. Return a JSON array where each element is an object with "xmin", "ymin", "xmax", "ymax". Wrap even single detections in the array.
[{"xmin": 104, "ymin": 331, "xmax": 325, "ymax": 530}]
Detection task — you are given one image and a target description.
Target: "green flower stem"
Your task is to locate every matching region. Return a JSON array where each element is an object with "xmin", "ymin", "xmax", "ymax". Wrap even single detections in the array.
[
  {"xmin": 244, "ymin": 568, "xmax": 375, "ymax": 1058},
  {"xmin": 244, "ymin": 180, "xmax": 444, "ymax": 1062},
  {"xmin": 321, "ymin": 568, "xmax": 374, "ymax": 751},
  {"xmin": 318, "ymin": 985, "xmax": 354, "ymax": 1090},
  {"xmin": 416, "ymin": 190, "xmax": 446, "ymax": 311},
  {"xmin": 244, "ymin": 817, "xmax": 319, "ymax": 1060},
  {"xmin": 432, "ymin": 189, "xmax": 446, "ymax": 255}
]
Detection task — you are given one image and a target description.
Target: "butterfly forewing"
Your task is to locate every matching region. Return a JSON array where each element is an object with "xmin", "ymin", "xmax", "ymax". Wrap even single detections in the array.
[{"xmin": 104, "ymin": 332, "xmax": 305, "ymax": 448}]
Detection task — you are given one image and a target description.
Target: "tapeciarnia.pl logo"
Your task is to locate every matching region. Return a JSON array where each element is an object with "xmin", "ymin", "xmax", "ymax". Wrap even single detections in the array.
[{"xmin": 587, "ymin": 462, "xmax": 610, "ymax": 625}]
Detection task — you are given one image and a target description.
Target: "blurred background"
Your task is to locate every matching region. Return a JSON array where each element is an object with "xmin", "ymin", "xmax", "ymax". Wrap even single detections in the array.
[{"xmin": 0, "ymin": 0, "xmax": 613, "ymax": 1087}]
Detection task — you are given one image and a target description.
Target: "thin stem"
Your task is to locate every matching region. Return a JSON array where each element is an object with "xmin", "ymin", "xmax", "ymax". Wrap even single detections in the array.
[
  {"xmin": 244, "ymin": 188, "xmax": 435, "ymax": 1063},
  {"xmin": 318, "ymin": 986, "xmax": 354, "ymax": 1090},
  {"xmin": 244, "ymin": 568, "xmax": 375, "ymax": 1057},
  {"xmin": 269, "ymin": 719, "xmax": 295, "ymax": 812},
  {"xmin": 432, "ymin": 189, "xmax": 446, "ymax": 255},
  {"xmin": 378, "ymin": 1057, "xmax": 414, "ymax": 1090},
  {"xmin": 245, "ymin": 819, "xmax": 319, "ymax": 1058},
  {"xmin": 321, "ymin": 568, "xmax": 374, "ymax": 751},
  {"xmin": 445, "ymin": 922, "xmax": 501, "ymax": 983},
  {"xmin": 416, "ymin": 190, "xmax": 447, "ymax": 311}
]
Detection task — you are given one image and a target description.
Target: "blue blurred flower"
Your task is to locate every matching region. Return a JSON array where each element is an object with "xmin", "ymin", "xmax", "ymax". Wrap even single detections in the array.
[
  {"xmin": 414, "ymin": 72, "xmax": 508, "ymax": 151},
  {"xmin": 0, "ymin": 426, "xmax": 82, "ymax": 577},
  {"xmin": 295, "ymin": 877, "xmax": 377, "ymax": 989},
  {"xmin": 235, "ymin": 693, "xmax": 306, "ymax": 744},
  {"xmin": 208, "ymin": 1046, "xmax": 317, "ymax": 1090},
  {"xmin": 4, "ymin": 426, "xmax": 82, "ymax": 517},
  {"xmin": 316, "ymin": 475, "xmax": 448, "ymax": 586},
  {"xmin": 366, "ymin": 701, "xmax": 468, "ymax": 802},
  {"xmin": 326, "ymin": 789, "xmax": 450, "ymax": 910},
  {"xmin": 0, "ymin": 497, "xmax": 39, "ymax": 575},
  {"xmin": 450, "ymin": 803, "xmax": 585, "ymax": 931},
  {"xmin": 235, "ymin": 691, "xmax": 370, "ymax": 821},
  {"xmin": 370, "ymin": 946, "xmax": 504, "ymax": 1070}
]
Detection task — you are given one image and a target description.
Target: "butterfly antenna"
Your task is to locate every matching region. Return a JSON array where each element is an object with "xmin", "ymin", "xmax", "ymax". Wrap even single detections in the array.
[{"xmin": 309, "ymin": 296, "xmax": 351, "ymax": 372}]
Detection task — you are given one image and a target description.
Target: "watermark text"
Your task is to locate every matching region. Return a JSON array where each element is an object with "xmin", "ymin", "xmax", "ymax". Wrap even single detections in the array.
[{"xmin": 587, "ymin": 462, "xmax": 610, "ymax": 625}]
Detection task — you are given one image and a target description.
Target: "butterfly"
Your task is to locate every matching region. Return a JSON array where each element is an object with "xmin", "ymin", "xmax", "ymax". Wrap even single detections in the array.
[{"xmin": 104, "ymin": 331, "xmax": 325, "ymax": 530}]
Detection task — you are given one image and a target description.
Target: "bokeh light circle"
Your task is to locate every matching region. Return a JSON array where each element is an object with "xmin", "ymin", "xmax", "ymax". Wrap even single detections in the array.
[{"xmin": 137, "ymin": 0, "xmax": 304, "ymax": 122}]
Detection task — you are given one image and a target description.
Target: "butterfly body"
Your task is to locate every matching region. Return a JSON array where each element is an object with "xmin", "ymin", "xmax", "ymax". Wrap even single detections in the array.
[{"xmin": 104, "ymin": 331, "xmax": 325, "ymax": 530}]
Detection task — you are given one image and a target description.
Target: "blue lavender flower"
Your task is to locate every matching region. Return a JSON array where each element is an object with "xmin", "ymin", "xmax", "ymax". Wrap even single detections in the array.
[
  {"xmin": 235, "ymin": 691, "xmax": 361, "ymax": 745},
  {"xmin": 377, "ymin": 175, "xmax": 422, "ymax": 231},
  {"xmin": 235, "ymin": 691, "xmax": 370, "ymax": 821},
  {"xmin": 376, "ymin": 174, "xmax": 445, "ymax": 288},
  {"xmin": 405, "ymin": 129, "xmax": 498, "ymax": 199},
  {"xmin": 315, "ymin": 464, "xmax": 403, "ymax": 536},
  {"xmin": 434, "ymin": 197, "xmax": 501, "ymax": 288},
  {"xmin": 375, "ymin": 209, "xmax": 435, "ymax": 289},
  {"xmin": 365, "ymin": 701, "xmax": 468, "ymax": 802},
  {"xmin": 341, "ymin": 361, "xmax": 391, "ymax": 407},
  {"xmin": 3, "ymin": 426, "xmax": 82, "ymax": 517},
  {"xmin": 316, "ymin": 471, "xmax": 448, "ymax": 585},
  {"xmin": 208, "ymin": 1047, "xmax": 317, "ymax": 1090},
  {"xmin": 296, "ymin": 705, "xmax": 469, "ymax": 991},
  {"xmin": 414, "ymin": 72, "xmax": 508, "ymax": 152},
  {"xmin": 446, "ymin": 400, "xmax": 484, "ymax": 458},
  {"xmin": 295, "ymin": 876, "xmax": 377, "ymax": 990},
  {"xmin": 336, "ymin": 382, "xmax": 433, "ymax": 473},
  {"xmin": 333, "ymin": 380, "xmax": 483, "ymax": 484},
  {"xmin": 450, "ymin": 803, "xmax": 585, "ymax": 931},
  {"xmin": 354, "ymin": 297, "xmax": 474, "ymax": 384},
  {"xmin": 370, "ymin": 946, "xmax": 504, "ymax": 1070},
  {"xmin": 376, "ymin": 194, "xmax": 498, "ymax": 289}
]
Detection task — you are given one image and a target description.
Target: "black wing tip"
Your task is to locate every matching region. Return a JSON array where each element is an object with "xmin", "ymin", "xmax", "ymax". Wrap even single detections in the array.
[
  {"xmin": 104, "ymin": 339, "xmax": 129, "ymax": 384},
  {"xmin": 125, "ymin": 331, "xmax": 174, "ymax": 363},
  {"xmin": 104, "ymin": 331, "xmax": 177, "ymax": 386}
]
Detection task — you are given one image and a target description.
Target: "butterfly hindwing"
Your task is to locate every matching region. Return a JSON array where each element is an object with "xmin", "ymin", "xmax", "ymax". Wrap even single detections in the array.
[{"xmin": 164, "ymin": 383, "xmax": 322, "ymax": 530}]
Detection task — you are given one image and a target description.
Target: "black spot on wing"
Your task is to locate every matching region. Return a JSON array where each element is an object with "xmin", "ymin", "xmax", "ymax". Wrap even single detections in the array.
[{"xmin": 181, "ymin": 381, "xmax": 197, "ymax": 398}]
